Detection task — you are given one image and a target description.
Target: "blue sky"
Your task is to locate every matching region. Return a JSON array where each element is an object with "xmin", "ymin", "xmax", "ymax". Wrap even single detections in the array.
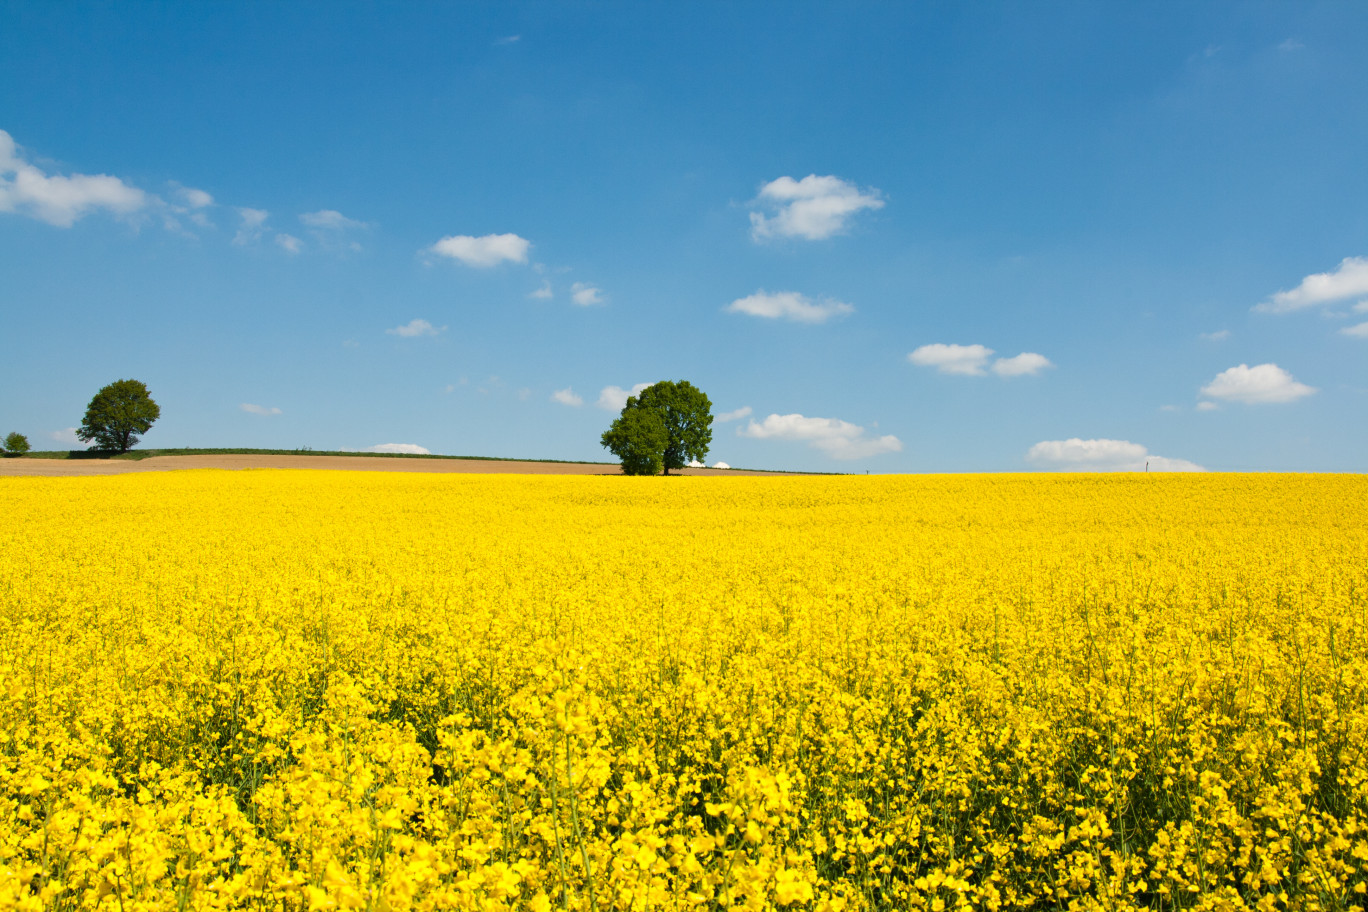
[{"xmin": 2, "ymin": 2, "xmax": 1365, "ymax": 472}]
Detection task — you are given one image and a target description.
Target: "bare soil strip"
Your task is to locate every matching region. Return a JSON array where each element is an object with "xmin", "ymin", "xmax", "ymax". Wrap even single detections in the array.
[{"xmin": 0, "ymin": 454, "xmax": 793, "ymax": 477}]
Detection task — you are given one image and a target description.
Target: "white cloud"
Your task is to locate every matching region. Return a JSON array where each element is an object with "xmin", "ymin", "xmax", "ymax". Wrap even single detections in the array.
[
  {"xmin": 529, "ymin": 280, "xmax": 553, "ymax": 300},
  {"xmin": 495, "ymin": 34, "xmax": 521, "ymax": 45},
  {"xmin": 1200, "ymin": 329, "xmax": 1231, "ymax": 341},
  {"xmin": 1256, "ymin": 257, "xmax": 1368, "ymax": 313},
  {"xmin": 726, "ymin": 290, "xmax": 854, "ymax": 324},
  {"xmin": 688, "ymin": 459, "xmax": 706, "ymax": 468},
  {"xmin": 1354, "ymin": 301, "xmax": 1368, "ymax": 313},
  {"xmin": 365, "ymin": 443, "xmax": 430, "ymax": 455},
  {"xmin": 749, "ymin": 174, "xmax": 884, "ymax": 241},
  {"xmin": 1201, "ymin": 363, "xmax": 1316, "ymax": 403},
  {"xmin": 240, "ymin": 403, "xmax": 283, "ymax": 416},
  {"xmin": 571, "ymin": 282, "xmax": 605, "ymax": 306},
  {"xmin": 301, "ymin": 209, "xmax": 366, "ymax": 230},
  {"xmin": 716, "ymin": 406, "xmax": 753, "ymax": 422},
  {"xmin": 739, "ymin": 413, "xmax": 902, "ymax": 460},
  {"xmin": 233, "ymin": 207, "xmax": 269, "ymax": 245},
  {"xmin": 909, "ymin": 343, "xmax": 1052, "ymax": 378},
  {"xmin": 275, "ymin": 233, "xmax": 302, "ymax": 254},
  {"xmin": 386, "ymin": 318, "xmax": 446, "ymax": 338},
  {"xmin": 551, "ymin": 387, "xmax": 584, "ymax": 407},
  {"xmin": 908, "ymin": 343, "xmax": 994, "ymax": 376},
  {"xmin": 990, "ymin": 352, "xmax": 1054, "ymax": 377},
  {"xmin": 427, "ymin": 233, "xmax": 530, "ymax": 267},
  {"xmin": 597, "ymin": 382, "xmax": 652, "ymax": 411},
  {"xmin": 0, "ymin": 129, "xmax": 148, "ymax": 227},
  {"xmin": 48, "ymin": 427, "xmax": 82, "ymax": 445},
  {"xmin": 711, "ymin": 461, "xmax": 731, "ymax": 469},
  {"xmin": 1196, "ymin": 401, "xmax": 1220, "ymax": 411},
  {"xmin": 1341, "ymin": 321, "xmax": 1368, "ymax": 338},
  {"xmin": 1026, "ymin": 438, "xmax": 1205, "ymax": 472},
  {"xmin": 172, "ymin": 184, "xmax": 213, "ymax": 209}
]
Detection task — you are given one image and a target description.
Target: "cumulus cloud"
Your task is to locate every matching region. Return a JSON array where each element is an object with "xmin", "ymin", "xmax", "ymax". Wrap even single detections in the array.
[
  {"xmin": 233, "ymin": 207, "xmax": 269, "ymax": 245},
  {"xmin": 1256, "ymin": 257, "xmax": 1368, "ymax": 314},
  {"xmin": 275, "ymin": 233, "xmax": 302, "ymax": 254},
  {"xmin": 739, "ymin": 413, "xmax": 902, "ymax": 460},
  {"xmin": 1196, "ymin": 401, "xmax": 1220, "ymax": 411},
  {"xmin": 551, "ymin": 387, "xmax": 584, "ymax": 407},
  {"xmin": 990, "ymin": 352, "xmax": 1054, "ymax": 377},
  {"xmin": 749, "ymin": 174, "xmax": 884, "ymax": 241},
  {"xmin": 908, "ymin": 343, "xmax": 1052, "ymax": 377},
  {"xmin": 1341, "ymin": 321, "xmax": 1368, "ymax": 338},
  {"xmin": 365, "ymin": 443, "xmax": 430, "ymax": 455},
  {"xmin": 907, "ymin": 343, "xmax": 994, "ymax": 376},
  {"xmin": 386, "ymin": 318, "xmax": 446, "ymax": 338},
  {"xmin": 597, "ymin": 383, "xmax": 652, "ymax": 411},
  {"xmin": 0, "ymin": 129, "xmax": 149, "ymax": 227},
  {"xmin": 712, "ymin": 461, "xmax": 731, "ymax": 469},
  {"xmin": 726, "ymin": 290, "xmax": 854, "ymax": 324},
  {"xmin": 1200, "ymin": 363, "xmax": 1316, "ymax": 403},
  {"xmin": 1026, "ymin": 438, "xmax": 1205, "ymax": 472},
  {"xmin": 240, "ymin": 403, "xmax": 282, "ymax": 416},
  {"xmin": 529, "ymin": 280, "xmax": 553, "ymax": 300},
  {"xmin": 571, "ymin": 283, "xmax": 605, "ymax": 306},
  {"xmin": 427, "ymin": 233, "xmax": 530, "ymax": 267},
  {"xmin": 716, "ymin": 406, "xmax": 753, "ymax": 422}
]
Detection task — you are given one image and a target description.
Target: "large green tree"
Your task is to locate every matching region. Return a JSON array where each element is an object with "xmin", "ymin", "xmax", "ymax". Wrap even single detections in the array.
[
  {"xmin": 78, "ymin": 379, "xmax": 161, "ymax": 453},
  {"xmin": 600, "ymin": 380, "xmax": 712, "ymax": 475}
]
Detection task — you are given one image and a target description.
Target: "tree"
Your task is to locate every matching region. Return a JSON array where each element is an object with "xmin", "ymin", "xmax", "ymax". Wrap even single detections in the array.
[
  {"xmin": 78, "ymin": 379, "xmax": 161, "ymax": 453},
  {"xmin": 2, "ymin": 432, "xmax": 29, "ymax": 456},
  {"xmin": 600, "ymin": 380, "xmax": 713, "ymax": 475},
  {"xmin": 600, "ymin": 406, "xmax": 669, "ymax": 476}
]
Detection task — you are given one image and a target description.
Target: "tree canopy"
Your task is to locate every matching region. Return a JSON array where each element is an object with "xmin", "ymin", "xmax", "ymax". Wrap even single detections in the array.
[
  {"xmin": 600, "ymin": 380, "xmax": 712, "ymax": 475},
  {"xmin": 78, "ymin": 379, "xmax": 161, "ymax": 453}
]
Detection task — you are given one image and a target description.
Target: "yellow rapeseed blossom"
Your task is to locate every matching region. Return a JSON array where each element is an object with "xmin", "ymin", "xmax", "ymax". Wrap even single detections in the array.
[{"xmin": 1, "ymin": 470, "xmax": 1365, "ymax": 910}]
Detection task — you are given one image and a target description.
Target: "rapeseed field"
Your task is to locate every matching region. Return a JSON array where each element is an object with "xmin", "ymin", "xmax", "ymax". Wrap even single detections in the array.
[{"xmin": 1, "ymin": 470, "xmax": 1365, "ymax": 911}]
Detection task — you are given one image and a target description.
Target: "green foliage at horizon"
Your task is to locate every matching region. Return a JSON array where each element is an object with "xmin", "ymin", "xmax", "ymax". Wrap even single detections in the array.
[
  {"xmin": 2, "ymin": 432, "xmax": 30, "ymax": 456},
  {"xmin": 78, "ymin": 379, "xmax": 161, "ymax": 453},
  {"xmin": 601, "ymin": 380, "xmax": 713, "ymax": 475}
]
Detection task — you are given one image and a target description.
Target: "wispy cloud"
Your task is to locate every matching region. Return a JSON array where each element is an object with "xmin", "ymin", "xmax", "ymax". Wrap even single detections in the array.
[
  {"xmin": 1026, "ymin": 438, "xmax": 1204, "ymax": 472},
  {"xmin": 1255, "ymin": 257, "xmax": 1368, "ymax": 313},
  {"xmin": 301, "ymin": 209, "xmax": 367, "ymax": 230},
  {"xmin": 571, "ymin": 283, "xmax": 605, "ymax": 306},
  {"xmin": 1200, "ymin": 363, "xmax": 1316, "ymax": 403},
  {"xmin": 1341, "ymin": 321, "xmax": 1368, "ymax": 338},
  {"xmin": 529, "ymin": 280, "xmax": 553, "ymax": 300},
  {"xmin": 716, "ymin": 406, "xmax": 753, "ymax": 422},
  {"xmin": 386, "ymin": 318, "xmax": 446, "ymax": 338},
  {"xmin": 739, "ymin": 413, "xmax": 902, "ymax": 460},
  {"xmin": 427, "ymin": 233, "xmax": 530, "ymax": 267},
  {"xmin": 241, "ymin": 403, "xmax": 283, "ymax": 416},
  {"xmin": 275, "ymin": 233, "xmax": 302, "ymax": 254},
  {"xmin": 749, "ymin": 174, "xmax": 883, "ymax": 241},
  {"xmin": 1200, "ymin": 329, "xmax": 1231, "ymax": 341},
  {"xmin": 551, "ymin": 387, "xmax": 584, "ymax": 407},
  {"xmin": 233, "ymin": 207, "xmax": 270, "ymax": 245},
  {"xmin": 726, "ymin": 290, "xmax": 853, "ymax": 324}
]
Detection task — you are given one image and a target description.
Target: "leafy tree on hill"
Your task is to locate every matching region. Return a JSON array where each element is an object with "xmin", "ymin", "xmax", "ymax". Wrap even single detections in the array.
[
  {"xmin": 601, "ymin": 380, "xmax": 712, "ymax": 475},
  {"xmin": 78, "ymin": 379, "xmax": 161, "ymax": 453},
  {"xmin": 3, "ymin": 432, "xmax": 30, "ymax": 456}
]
